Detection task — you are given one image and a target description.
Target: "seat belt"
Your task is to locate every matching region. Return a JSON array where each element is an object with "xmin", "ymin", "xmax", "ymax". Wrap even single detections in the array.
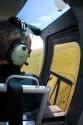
[{"xmin": 7, "ymin": 80, "xmax": 23, "ymax": 125}]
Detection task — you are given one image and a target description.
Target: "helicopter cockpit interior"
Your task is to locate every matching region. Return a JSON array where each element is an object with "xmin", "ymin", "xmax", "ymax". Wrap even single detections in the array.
[{"xmin": 0, "ymin": 0, "xmax": 83, "ymax": 125}]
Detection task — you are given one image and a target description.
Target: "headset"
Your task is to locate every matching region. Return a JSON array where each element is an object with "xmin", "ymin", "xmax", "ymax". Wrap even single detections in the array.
[{"xmin": 7, "ymin": 17, "xmax": 31, "ymax": 66}]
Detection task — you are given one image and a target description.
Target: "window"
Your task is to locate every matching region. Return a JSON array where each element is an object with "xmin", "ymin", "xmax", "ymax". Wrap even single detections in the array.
[
  {"xmin": 21, "ymin": 35, "xmax": 44, "ymax": 76},
  {"xmin": 17, "ymin": 0, "xmax": 70, "ymax": 30},
  {"xmin": 48, "ymin": 42, "xmax": 80, "ymax": 111}
]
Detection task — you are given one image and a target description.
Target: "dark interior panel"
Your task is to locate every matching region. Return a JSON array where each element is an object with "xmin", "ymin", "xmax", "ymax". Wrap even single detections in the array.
[
  {"xmin": 0, "ymin": 0, "xmax": 27, "ymax": 20},
  {"xmin": 41, "ymin": 9, "xmax": 78, "ymax": 41}
]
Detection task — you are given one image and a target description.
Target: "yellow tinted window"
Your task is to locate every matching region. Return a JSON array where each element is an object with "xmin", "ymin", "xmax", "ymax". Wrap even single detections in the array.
[{"xmin": 48, "ymin": 42, "xmax": 80, "ymax": 111}]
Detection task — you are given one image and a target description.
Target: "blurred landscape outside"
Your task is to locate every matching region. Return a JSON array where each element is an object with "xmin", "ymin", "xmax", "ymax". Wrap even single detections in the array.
[{"xmin": 21, "ymin": 35, "xmax": 44, "ymax": 76}]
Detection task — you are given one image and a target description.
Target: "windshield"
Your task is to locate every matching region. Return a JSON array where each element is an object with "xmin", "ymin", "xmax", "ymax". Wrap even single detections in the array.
[{"xmin": 17, "ymin": 0, "xmax": 70, "ymax": 30}]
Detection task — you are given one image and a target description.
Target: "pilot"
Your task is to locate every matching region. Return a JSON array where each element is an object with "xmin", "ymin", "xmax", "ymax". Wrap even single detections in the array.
[
  {"xmin": 0, "ymin": 17, "xmax": 40, "ymax": 119},
  {"xmin": 0, "ymin": 17, "xmax": 32, "ymax": 82}
]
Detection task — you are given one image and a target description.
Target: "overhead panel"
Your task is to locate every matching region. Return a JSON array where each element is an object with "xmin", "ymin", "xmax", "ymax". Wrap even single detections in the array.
[{"xmin": 0, "ymin": 0, "xmax": 27, "ymax": 20}]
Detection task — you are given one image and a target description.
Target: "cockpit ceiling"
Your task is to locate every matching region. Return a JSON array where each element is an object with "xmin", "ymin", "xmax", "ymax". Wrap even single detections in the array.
[{"xmin": 0, "ymin": 0, "xmax": 27, "ymax": 20}]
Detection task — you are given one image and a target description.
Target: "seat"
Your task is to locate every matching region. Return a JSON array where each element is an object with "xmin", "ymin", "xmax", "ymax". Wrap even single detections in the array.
[{"xmin": 0, "ymin": 75, "xmax": 50, "ymax": 125}]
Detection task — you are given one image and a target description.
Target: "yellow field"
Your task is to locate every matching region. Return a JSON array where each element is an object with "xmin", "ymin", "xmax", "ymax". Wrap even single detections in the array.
[{"xmin": 48, "ymin": 42, "xmax": 80, "ymax": 111}]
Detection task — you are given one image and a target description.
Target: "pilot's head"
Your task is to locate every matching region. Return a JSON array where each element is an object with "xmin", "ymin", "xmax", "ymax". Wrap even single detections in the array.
[{"xmin": 0, "ymin": 17, "xmax": 32, "ymax": 66}]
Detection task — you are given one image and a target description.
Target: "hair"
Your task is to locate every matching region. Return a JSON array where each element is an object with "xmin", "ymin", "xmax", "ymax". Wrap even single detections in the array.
[{"xmin": 0, "ymin": 19, "xmax": 30, "ymax": 60}]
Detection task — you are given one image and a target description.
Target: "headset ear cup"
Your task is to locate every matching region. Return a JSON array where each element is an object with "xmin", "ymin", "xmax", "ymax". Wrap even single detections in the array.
[{"xmin": 8, "ymin": 43, "xmax": 29, "ymax": 66}]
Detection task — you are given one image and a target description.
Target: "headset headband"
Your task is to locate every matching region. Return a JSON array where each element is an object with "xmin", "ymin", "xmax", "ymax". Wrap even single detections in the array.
[{"xmin": 8, "ymin": 17, "xmax": 27, "ymax": 31}]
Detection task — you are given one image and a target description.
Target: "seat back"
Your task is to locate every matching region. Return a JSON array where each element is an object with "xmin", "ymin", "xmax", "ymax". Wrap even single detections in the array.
[{"xmin": 0, "ymin": 75, "xmax": 50, "ymax": 125}]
